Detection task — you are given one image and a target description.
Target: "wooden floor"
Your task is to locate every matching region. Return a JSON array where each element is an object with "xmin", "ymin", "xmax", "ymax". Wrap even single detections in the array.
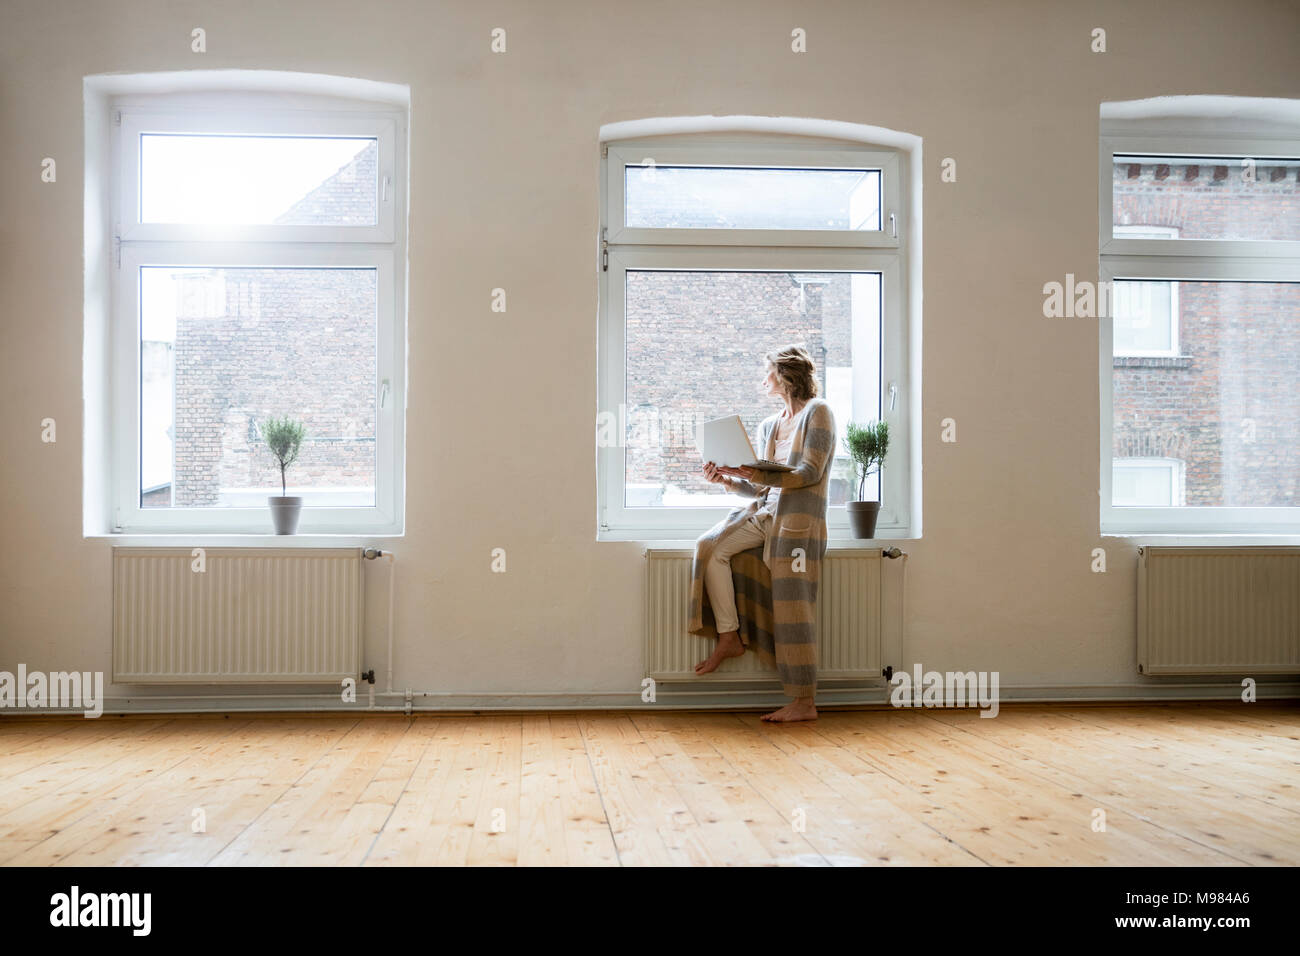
[{"xmin": 0, "ymin": 703, "xmax": 1296, "ymax": 866}]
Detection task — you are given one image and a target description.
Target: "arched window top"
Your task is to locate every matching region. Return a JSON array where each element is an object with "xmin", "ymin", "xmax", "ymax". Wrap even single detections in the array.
[{"xmin": 599, "ymin": 115, "xmax": 920, "ymax": 154}]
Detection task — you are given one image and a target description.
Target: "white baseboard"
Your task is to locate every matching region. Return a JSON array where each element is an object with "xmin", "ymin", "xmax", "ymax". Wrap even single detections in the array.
[{"xmin": 5, "ymin": 679, "xmax": 1297, "ymax": 717}]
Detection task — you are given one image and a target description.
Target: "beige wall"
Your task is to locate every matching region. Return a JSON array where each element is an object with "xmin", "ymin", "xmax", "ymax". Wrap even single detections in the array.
[{"xmin": 2, "ymin": 0, "xmax": 1298, "ymax": 707}]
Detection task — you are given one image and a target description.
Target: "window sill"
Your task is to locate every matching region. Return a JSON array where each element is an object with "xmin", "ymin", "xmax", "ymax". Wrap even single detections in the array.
[
  {"xmin": 1112, "ymin": 354, "xmax": 1192, "ymax": 368},
  {"xmin": 1101, "ymin": 532, "xmax": 1300, "ymax": 546},
  {"xmin": 87, "ymin": 532, "xmax": 404, "ymax": 548},
  {"xmin": 599, "ymin": 529, "xmax": 918, "ymax": 545}
]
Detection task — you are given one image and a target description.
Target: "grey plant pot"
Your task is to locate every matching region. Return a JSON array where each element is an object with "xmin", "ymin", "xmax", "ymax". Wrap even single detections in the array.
[
  {"xmin": 846, "ymin": 500, "xmax": 881, "ymax": 539},
  {"xmin": 268, "ymin": 496, "xmax": 303, "ymax": 535}
]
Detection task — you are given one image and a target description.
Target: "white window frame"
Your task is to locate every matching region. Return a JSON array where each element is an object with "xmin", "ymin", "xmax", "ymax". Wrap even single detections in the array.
[
  {"xmin": 109, "ymin": 91, "xmax": 406, "ymax": 535},
  {"xmin": 1099, "ymin": 119, "xmax": 1300, "ymax": 534},
  {"xmin": 120, "ymin": 108, "xmax": 395, "ymax": 244},
  {"xmin": 598, "ymin": 135, "xmax": 913, "ymax": 540},
  {"xmin": 606, "ymin": 144, "xmax": 901, "ymax": 248}
]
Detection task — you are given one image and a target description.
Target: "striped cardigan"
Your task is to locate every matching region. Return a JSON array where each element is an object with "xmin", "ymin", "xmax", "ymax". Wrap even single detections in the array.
[{"xmin": 687, "ymin": 397, "xmax": 837, "ymax": 698}]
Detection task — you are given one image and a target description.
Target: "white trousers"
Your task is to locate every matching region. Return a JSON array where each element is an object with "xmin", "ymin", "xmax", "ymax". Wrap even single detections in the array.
[{"xmin": 704, "ymin": 511, "xmax": 773, "ymax": 634}]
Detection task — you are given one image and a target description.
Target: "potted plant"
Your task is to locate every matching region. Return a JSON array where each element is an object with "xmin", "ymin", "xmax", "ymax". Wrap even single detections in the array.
[
  {"xmin": 260, "ymin": 416, "xmax": 306, "ymax": 535},
  {"xmin": 844, "ymin": 420, "xmax": 889, "ymax": 539}
]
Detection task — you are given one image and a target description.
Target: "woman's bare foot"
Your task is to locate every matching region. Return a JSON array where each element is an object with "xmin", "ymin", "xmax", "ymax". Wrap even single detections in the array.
[
  {"xmin": 761, "ymin": 698, "xmax": 817, "ymax": 722},
  {"xmin": 695, "ymin": 631, "xmax": 745, "ymax": 674}
]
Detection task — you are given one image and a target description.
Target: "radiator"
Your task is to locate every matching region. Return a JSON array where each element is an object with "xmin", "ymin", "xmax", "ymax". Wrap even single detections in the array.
[
  {"xmin": 1137, "ymin": 546, "xmax": 1300, "ymax": 675},
  {"xmin": 644, "ymin": 548, "xmax": 882, "ymax": 682},
  {"xmin": 112, "ymin": 547, "xmax": 363, "ymax": 684}
]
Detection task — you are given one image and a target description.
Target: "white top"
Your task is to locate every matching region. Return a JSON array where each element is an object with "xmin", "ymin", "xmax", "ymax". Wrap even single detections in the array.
[{"xmin": 757, "ymin": 424, "xmax": 796, "ymax": 517}]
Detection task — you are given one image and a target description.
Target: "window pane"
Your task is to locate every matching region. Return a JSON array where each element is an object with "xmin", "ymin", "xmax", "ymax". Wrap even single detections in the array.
[
  {"xmin": 1113, "ymin": 460, "xmax": 1183, "ymax": 506},
  {"xmin": 140, "ymin": 267, "xmax": 377, "ymax": 508},
  {"xmin": 1112, "ymin": 155, "xmax": 1300, "ymax": 241},
  {"xmin": 1112, "ymin": 281, "xmax": 1300, "ymax": 508},
  {"xmin": 625, "ymin": 166, "xmax": 881, "ymax": 230},
  {"xmin": 623, "ymin": 270, "xmax": 880, "ymax": 509},
  {"xmin": 1113, "ymin": 280, "xmax": 1176, "ymax": 355},
  {"xmin": 140, "ymin": 135, "xmax": 378, "ymax": 225}
]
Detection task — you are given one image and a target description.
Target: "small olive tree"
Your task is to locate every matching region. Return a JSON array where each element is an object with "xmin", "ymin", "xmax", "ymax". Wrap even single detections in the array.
[
  {"xmin": 259, "ymin": 417, "xmax": 306, "ymax": 497},
  {"xmin": 844, "ymin": 420, "xmax": 889, "ymax": 501}
]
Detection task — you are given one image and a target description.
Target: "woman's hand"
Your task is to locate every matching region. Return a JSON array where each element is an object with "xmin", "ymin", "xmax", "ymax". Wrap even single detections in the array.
[
  {"xmin": 715, "ymin": 464, "xmax": 758, "ymax": 481},
  {"xmin": 702, "ymin": 461, "xmax": 728, "ymax": 484}
]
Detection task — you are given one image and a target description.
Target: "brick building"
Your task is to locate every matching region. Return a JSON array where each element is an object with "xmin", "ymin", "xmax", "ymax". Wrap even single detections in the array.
[{"xmin": 1111, "ymin": 159, "xmax": 1300, "ymax": 508}]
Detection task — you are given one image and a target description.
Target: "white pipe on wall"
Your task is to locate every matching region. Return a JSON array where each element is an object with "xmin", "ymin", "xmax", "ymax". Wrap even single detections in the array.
[
  {"xmin": 361, "ymin": 547, "xmax": 397, "ymax": 703},
  {"xmin": 386, "ymin": 552, "xmax": 396, "ymax": 694}
]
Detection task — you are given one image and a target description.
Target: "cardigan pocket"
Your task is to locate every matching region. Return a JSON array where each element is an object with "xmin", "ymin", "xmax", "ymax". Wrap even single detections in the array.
[
  {"xmin": 778, "ymin": 515, "xmax": 813, "ymax": 536},
  {"xmin": 775, "ymin": 515, "xmax": 815, "ymax": 563}
]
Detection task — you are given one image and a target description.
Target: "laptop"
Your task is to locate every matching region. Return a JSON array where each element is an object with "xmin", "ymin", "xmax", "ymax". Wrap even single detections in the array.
[{"xmin": 695, "ymin": 415, "xmax": 796, "ymax": 472}]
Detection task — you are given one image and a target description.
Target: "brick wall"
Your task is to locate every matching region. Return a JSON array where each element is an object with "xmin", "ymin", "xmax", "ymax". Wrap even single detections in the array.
[
  {"xmin": 275, "ymin": 139, "xmax": 377, "ymax": 225},
  {"xmin": 1113, "ymin": 160, "xmax": 1300, "ymax": 240},
  {"xmin": 172, "ymin": 268, "xmax": 377, "ymax": 505},
  {"xmin": 624, "ymin": 270, "xmax": 852, "ymax": 498}
]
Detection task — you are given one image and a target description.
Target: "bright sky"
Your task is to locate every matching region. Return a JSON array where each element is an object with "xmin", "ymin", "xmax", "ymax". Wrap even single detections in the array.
[
  {"xmin": 140, "ymin": 134, "xmax": 372, "ymax": 224},
  {"xmin": 625, "ymin": 167, "xmax": 879, "ymax": 230},
  {"xmin": 140, "ymin": 268, "xmax": 183, "ymax": 342},
  {"xmin": 138, "ymin": 135, "xmax": 372, "ymax": 342}
]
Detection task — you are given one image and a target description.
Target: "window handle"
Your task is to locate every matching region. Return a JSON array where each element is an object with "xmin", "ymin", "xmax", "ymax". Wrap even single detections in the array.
[
  {"xmin": 382, "ymin": 175, "xmax": 391, "ymax": 202},
  {"xmin": 380, "ymin": 378, "xmax": 390, "ymax": 409},
  {"xmin": 888, "ymin": 381, "xmax": 898, "ymax": 411},
  {"xmin": 889, "ymin": 212, "xmax": 897, "ymax": 239}
]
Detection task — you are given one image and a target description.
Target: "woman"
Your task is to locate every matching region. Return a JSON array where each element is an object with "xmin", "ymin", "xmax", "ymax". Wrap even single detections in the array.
[{"xmin": 687, "ymin": 345, "xmax": 837, "ymax": 723}]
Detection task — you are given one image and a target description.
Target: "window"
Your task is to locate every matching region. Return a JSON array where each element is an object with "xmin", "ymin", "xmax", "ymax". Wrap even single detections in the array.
[
  {"xmin": 598, "ymin": 135, "xmax": 914, "ymax": 538},
  {"xmin": 1113, "ymin": 458, "xmax": 1185, "ymax": 507},
  {"xmin": 1100, "ymin": 107, "xmax": 1300, "ymax": 533},
  {"xmin": 107, "ymin": 92, "xmax": 407, "ymax": 534},
  {"xmin": 1112, "ymin": 228, "xmax": 1179, "ymax": 358},
  {"xmin": 1112, "ymin": 280, "xmax": 1179, "ymax": 356}
]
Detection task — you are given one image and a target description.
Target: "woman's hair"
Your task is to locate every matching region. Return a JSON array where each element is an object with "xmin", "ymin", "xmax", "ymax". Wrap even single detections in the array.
[{"xmin": 765, "ymin": 345, "xmax": 820, "ymax": 402}]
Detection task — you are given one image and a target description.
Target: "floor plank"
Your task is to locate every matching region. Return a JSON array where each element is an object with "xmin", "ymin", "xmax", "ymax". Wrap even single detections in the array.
[
  {"xmin": 1059, "ymin": 706, "xmax": 1299, "ymax": 811},
  {"xmin": 918, "ymin": 707, "xmax": 1291, "ymax": 864},
  {"xmin": 362, "ymin": 717, "xmax": 471, "ymax": 865},
  {"xmin": 809, "ymin": 711, "xmax": 1201, "ymax": 866},
  {"xmin": 629, "ymin": 713, "xmax": 804, "ymax": 865},
  {"xmin": 208, "ymin": 719, "xmax": 405, "ymax": 866},
  {"xmin": 41, "ymin": 718, "xmax": 359, "ymax": 866},
  {"xmin": 577, "ymin": 714, "xmax": 712, "ymax": 865}
]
